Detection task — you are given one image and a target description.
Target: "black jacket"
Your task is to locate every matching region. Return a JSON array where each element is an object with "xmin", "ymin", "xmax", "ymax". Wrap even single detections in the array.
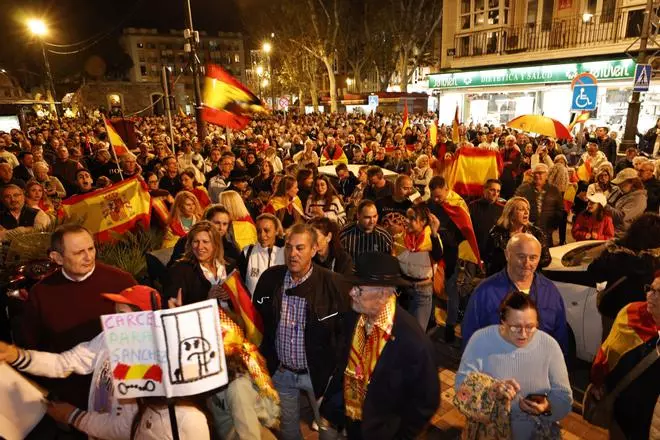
[
  {"xmin": 164, "ymin": 258, "xmax": 237, "ymax": 306},
  {"xmin": 598, "ymin": 136, "xmax": 618, "ymax": 165},
  {"xmin": 320, "ymin": 306, "xmax": 439, "ymax": 439},
  {"xmin": 252, "ymin": 264, "xmax": 352, "ymax": 398},
  {"xmin": 12, "ymin": 164, "xmax": 33, "ymax": 182},
  {"xmin": 313, "ymin": 246, "xmax": 354, "ymax": 276},
  {"xmin": 484, "ymin": 224, "xmax": 551, "ymax": 276},
  {"xmin": 643, "ymin": 177, "xmax": 660, "ymax": 213},
  {"xmin": 515, "ymin": 183, "xmax": 563, "ymax": 238},
  {"xmin": 468, "ymin": 198, "xmax": 504, "ymax": 258}
]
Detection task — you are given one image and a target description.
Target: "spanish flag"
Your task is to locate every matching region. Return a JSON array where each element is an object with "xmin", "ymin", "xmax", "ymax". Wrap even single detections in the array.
[
  {"xmin": 429, "ymin": 119, "xmax": 438, "ymax": 146},
  {"xmin": 402, "ymin": 101, "xmax": 410, "ymax": 133},
  {"xmin": 232, "ymin": 215, "xmax": 258, "ymax": 250},
  {"xmin": 569, "ymin": 111, "xmax": 590, "ymax": 131},
  {"xmin": 264, "ymin": 196, "xmax": 304, "ymax": 217},
  {"xmin": 577, "ymin": 160, "xmax": 592, "ymax": 182},
  {"xmin": 201, "ymin": 64, "xmax": 266, "ymax": 129},
  {"xmin": 590, "ymin": 301, "xmax": 657, "ymax": 387},
  {"xmin": 446, "ymin": 148, "xmax": 501, "ymax": 198},
  {"xmin": 104, "ymin": 118, "xmax": 130, "ymax": 157},
  {"xmin": 452, "ymin": 105, "xmax": 460, "ymax": 144},
  {"xmin": 61, "ymin": 176, "xmax": 151, "ymax": 242},
  {"xmin": 221, "ymin": 270, "xmax": 264, "ymax": 347},
  {"xmin": 442, "ymin": 190, "xmax": 480, "ymax": 265},
  {"xmin": 178, "ymin": 106, "xmax": 187, "ymax": 118},
  {"xmin": 320, "ymin": 146, "xmax": 348, "ymax": 165}
]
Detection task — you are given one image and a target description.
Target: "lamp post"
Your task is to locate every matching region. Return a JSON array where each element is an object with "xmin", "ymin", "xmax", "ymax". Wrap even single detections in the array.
[
  {"xmin": 27, "ymin": 19, "xmax": 59, "ymax": 120},
  {"xmin": 256, "ymin": 65, "xmax": 264, "ymax": 100},
  {"xmin": 183, "ymin": 0, "xmax": 206, "ymax": 140},
  {"xmin": 262, "ymin": 41, "xmax": 274, "ymax": 110}
]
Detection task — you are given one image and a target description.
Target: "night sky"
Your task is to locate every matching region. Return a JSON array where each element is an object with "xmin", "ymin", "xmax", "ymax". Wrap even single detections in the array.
[{"xmin": 0, "ymin": 0, "xmax": 244, "ymax": 86}]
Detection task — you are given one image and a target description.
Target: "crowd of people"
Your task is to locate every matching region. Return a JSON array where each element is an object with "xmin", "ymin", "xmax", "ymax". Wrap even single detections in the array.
[{"xmin": 0, "ymin": 110, "xmax": 658, "ymax": 440}]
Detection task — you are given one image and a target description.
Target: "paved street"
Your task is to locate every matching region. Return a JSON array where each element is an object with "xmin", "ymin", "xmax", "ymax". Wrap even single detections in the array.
[{"xmin": 297, "ymin": 326, "xmax": 608, "ymax": 439}]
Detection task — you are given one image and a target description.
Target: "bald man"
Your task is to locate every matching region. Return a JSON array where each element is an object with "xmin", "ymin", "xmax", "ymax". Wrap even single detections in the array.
[{"xmin": 461, "ymin": 233, "xmax": 568, "ymax": 356}]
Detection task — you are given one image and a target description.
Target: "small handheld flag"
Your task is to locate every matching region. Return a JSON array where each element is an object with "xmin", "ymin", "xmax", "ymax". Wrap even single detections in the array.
[
  {"xmin": 452, "ymin": 105, "xmax": 460, "ymax": 144},
  {"xmin": 221, "ymin": 270, "xmax": 264, "ymax": 346},
  {"xmin": 103, "ymin": 118, "xmax": 130, "ymax": 157}
]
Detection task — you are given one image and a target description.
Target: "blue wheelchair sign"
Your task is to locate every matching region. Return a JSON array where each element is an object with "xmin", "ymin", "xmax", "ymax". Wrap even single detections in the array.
[{"xmin": 571, "ymin": 85, "xmax": 597, "ymax": 111}]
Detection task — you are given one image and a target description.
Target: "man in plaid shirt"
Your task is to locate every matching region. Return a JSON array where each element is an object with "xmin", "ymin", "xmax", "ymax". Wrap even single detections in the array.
[{"xmin": 253, "ymin": 223, "xmax": 352, "ymax": 440}]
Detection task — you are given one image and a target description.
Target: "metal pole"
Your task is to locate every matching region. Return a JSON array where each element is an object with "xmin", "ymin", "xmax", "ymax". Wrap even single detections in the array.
[
  {"xmin": 184, "ymin": 0, "xmax": 206, "ymax": 141},
  {"xmin": 40, "ymin": 39, "xmax": 59, "ymax": 121},
  {"xmin": 621, "ymin": 0, "xmax": 655, "ymax": 152},
  {"xmin": 162, "ymin": 67, "xmax": 177, "ymax": 155},
  {"xmin": 269, "ymin": 54, "xmax": 275, "ymax": 111}
]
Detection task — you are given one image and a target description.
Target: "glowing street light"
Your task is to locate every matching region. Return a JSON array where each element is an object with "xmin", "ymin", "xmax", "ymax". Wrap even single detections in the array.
[
  {"xmin": 27, "ymin": 18, "xmax": 59, "ymax": 119},
  {"xmin": 27, "ymin": 19, "xmax": 48, "ymax": 37},
  {"xmin": 582, "ymin": 13, "xmax": 593, "ymax": 23},
  {"xmin": 262, "ymin": 42, "xmax": 272, "ymax": 54},
  {"xmin": 256, "ymin": 65, "xmax": 264, "ymax": 76},
  {"xmin": 261, "ymin": 78, "xmax": 269, "ymax": 88},
  {"xmin": 346, "ymin": 78, "xmax": 353, "ymax": 86}
]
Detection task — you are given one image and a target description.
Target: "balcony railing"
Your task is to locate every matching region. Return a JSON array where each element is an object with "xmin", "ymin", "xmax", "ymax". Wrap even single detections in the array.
[{"xmin": 454, "ymin": 9, "xmax": 638, "ymax": 58}]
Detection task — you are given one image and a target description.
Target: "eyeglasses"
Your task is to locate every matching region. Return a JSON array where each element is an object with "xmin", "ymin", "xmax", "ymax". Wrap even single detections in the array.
[
  {"xmin": 506, "ymin": 324, "xmax": 538, "ymax": 334},
  {"xmin": 644, "ymin": 284, "xmax": 660, "ymax": 295}
]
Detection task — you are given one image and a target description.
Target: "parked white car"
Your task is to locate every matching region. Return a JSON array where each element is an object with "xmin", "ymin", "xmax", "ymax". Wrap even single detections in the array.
[{"xmin": 542, "ymin": 240, "xmax": 607, "ymax": 363}]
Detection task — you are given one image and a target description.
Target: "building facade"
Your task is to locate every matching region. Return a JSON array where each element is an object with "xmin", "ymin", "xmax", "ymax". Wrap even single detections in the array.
[
  {"xmin": 432, "ymin": 0, "xmax": 658, "ymax": 131},
  {"xmin": 119, "ymin": 28, "xmax": 245, "ymax": 114}
]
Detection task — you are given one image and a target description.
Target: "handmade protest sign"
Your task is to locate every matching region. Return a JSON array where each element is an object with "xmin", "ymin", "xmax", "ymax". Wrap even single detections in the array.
[{"xmin": 102, "ymin": 299, "xmax": 227, "ymax": 399}]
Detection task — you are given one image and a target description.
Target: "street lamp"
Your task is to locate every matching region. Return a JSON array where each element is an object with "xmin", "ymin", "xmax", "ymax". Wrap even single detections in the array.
[
  {"xmin": 262, "ymin": 41, "xmax": 274, "ymax": 109},
  {"xmin": 27, "ymin": 18, "xmax": 59, "ymax": 119},
  {"xmin": 256, "ymin": 65, "xmax": 264, "ymax": 100},
  {"xmin": 346, "ymin": 78, "xmax": 353, "ymax": 91}
]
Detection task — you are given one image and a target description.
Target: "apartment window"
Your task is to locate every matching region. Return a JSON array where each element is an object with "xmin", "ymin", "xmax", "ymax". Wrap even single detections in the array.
[
  {"xmin": 139, "ymin": 55, "xmax": 145, "ymax": 62},
  {"xmin": 147, "ymin": 43, "xmax": 155, "ymax": 49},
  {"xmin": 209, "ymin": 40, "xmax": 218, "ymax": 50},
  {"xmin": 625, "ymin": 9, "xmax": 644, "ymax": 38},
  {"xmin": 459, "ymin": 0, "xmax": 509, "ymax": 30},
  {"xmin": 541, "ymin": 0, "xmax": 554, "ymax": 31},
  {"xmin": 140, "ymin": 65, "xmax": 147, "ymax": 76},
  {"xmin": 137, "ymin": 42, "xmax": 144, "ymax": 49},
  {"xmin": 234, "ymin": 54, "xmax": 240, "ymax": 63},
  {"xmin": 526, "ymin": 0, "xmax": 538, "ymax": 25}
]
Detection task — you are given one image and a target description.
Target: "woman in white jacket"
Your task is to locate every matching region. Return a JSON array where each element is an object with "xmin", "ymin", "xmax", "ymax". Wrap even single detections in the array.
[{"xmin": 304, "ymin": 175, "xmax": 347, "ymax": 225}]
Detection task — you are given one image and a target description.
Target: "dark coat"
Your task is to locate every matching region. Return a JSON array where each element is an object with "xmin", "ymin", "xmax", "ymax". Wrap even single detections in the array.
[
  {"xmin": 587, "ymin": 242, "xmax": 660, "ymax": 319},
  {"xmin": 468, "ymin": 198, "xmax": 504, "ymax": 258},
  {"xmin": 515, "ymin": 182, "xmax": 563, "ymax": 239},
  {"xmin": 252, "ymin": 264, "xmax": 352, "ymax": 398},
  {"xmin": 598, "ymin": 136, "xmax": 618, "ymax": 165},
  {"xmin": 643, "ymin": 177, "xmax": 660, "ymax": 213},
  {"xmin": 313, "ymin": 246, "xmax": 354, "ymax": 276},
  {"xmin": 164, "ymin": 258, "xmax": 237, "ymax": 305},
  {"xmin": 12, "ymin": 164, "xmax": 33, "ymax": 182},
  {"xmin": 483, "ymin": 224, "xmax": 551, "ymax": 276},
  {"xmin": 320, "ymin": 305, "xmax": 440, "ymax": 439}
]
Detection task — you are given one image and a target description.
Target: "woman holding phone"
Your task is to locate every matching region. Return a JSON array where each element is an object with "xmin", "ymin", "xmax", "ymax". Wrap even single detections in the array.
[{"xmin": 455, "ymin": 292, "xmax": 572, "ymax": 439}]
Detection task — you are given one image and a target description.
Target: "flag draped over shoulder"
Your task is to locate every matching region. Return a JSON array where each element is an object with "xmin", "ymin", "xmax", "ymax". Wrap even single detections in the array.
[
  {"xmin": 61, "ymin": 177, "xmax": 151, "ymax": 242},
  {"xmin": 221, "ymin": 270, "xmax": 264, "ymax": 347},
  {"xmin": 264, "ymin": 196, "xmax": 304, "ymax": 217},
  {"xmin": 320, "ymin": 147, "xmax": 348, "ymax": 165},
  {"xmin": 446, "ymin": 148, "xmax": 501, "ymax": 198},
  {"xmin": 232, "ymin": 215, "xmax": 258, "ymax": 250},
  {"xmin": 452, "ymin": 105, "xmax": 460, "ymax": 144},
  {"xmin": 590, "ymin": 301, "xmax": 658, "ymax": 386},
  {"xmin": 104, "ymin": 118, "xmax": 129, "ymax": 156},
  {"xmin": 201, "ymin": 64, "xmax": 266, "ymax": 129},
  {"xmin": 441, "ymin": 190, "xmax": 480, "ymax": 264},
  {"xmin": 577, "ymin": 160, "xmax": 592, "ymax": 182}
]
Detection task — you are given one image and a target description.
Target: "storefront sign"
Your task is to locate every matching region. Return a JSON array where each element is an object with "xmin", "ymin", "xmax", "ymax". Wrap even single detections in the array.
[{"xmin": 429, "ymin": 59, "xmax": 636, "ymax": 89}]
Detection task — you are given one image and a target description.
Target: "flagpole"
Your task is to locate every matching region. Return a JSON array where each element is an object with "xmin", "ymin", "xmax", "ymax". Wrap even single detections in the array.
[
  {"xmin": 104, "ymin": 119, "xmax": 125, "ymax": 180},
  {"xmin": 162, "ymin": 67, "xmax": 176, "ymax": 155},
  {"xmin": 183, "ymin": 0, "xmax": 207, "ymax": 141}
]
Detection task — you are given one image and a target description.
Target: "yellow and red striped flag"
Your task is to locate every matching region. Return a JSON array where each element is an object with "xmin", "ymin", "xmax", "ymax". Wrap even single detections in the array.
[
  {"xmin": 61, "ymin": 176, "xmax": 151, "ymax": 242},
  {"xmin": 577, "ymin": 160, "xmax": 592, "ymax": 182},
  {"xmin": 429, "ymin": 119, "xmax": 438, "ymax": 146},
  {"xmin": 569, "ymin": 111, "xmax": 590, "ymax": 131},
  {"xmin": 446, "ymin": 148, "xmax": 500, "ymax": 199},
  {"xmin": 402, "ymin": 101, "xmax": 410, "ymax": 133},
  {"xmin": 103, "ymin": 118, "xmax": 130, "ymax": 156},
  {"xmin": 221, "ymin": 270, "xmax": 264, "ymax": 347},
  {"xmin": 452, "ymin": 105, "xmax": 460, "ymax": 144},
  {"xmin": 232, "ymin": 215, "xmax": 257, "ymax": 251},
  {"xmin": 201, "ymin": 64, "xmax": 266, "ymax": 129}
]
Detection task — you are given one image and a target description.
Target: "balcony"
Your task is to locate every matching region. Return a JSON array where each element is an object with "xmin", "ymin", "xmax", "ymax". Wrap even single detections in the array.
[{"xmin": 454, "ymin": 8, "xmax": 642, "ymax": 59}]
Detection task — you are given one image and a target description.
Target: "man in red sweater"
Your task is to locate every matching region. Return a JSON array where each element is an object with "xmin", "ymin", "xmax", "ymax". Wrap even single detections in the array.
[{"xmin": 19, "ymin": 224, "xmax": 136, "ymax": 436}]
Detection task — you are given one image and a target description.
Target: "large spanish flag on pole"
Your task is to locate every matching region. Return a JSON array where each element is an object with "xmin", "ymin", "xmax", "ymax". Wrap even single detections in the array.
[
  {"xmin": 61, "ymin": 177, "xmax": 151, "ymax": 242},
  {"xmin": 452, "ymin": 105, "xmax": 461, "ymax": 144},
  {"xmin": 402, "ymin": 100, "xmax": 410, "ymax": 133},
  {"xmin": 221, "ymin": 270, "xmax": 264, "ymax": 347},
  {"xmin": 446, "ymin": 148, "xmax": 501, "ymax": 198},
  {"xmin": 103, "ymin": 118, "xmax": 130, "ymax": 157},
  {"xmin": 201, "ymin": 64, "xmax": 266, "ymax": 129}
]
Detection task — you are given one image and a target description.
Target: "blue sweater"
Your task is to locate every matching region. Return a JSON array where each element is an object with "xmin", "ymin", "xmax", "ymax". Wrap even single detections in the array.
[
  {"xmin": 456, "ymin": 326, "xmax": 573, "ymax": 439},
  {"xmin": 461, "ymin": 270, "xmax": 569, "ymax": 357}
]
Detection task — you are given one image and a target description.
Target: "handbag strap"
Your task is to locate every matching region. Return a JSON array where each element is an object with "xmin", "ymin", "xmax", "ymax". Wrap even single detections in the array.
[{"xmin": 606, "ymin": 344, "xmax": 659, "ymax": 402}]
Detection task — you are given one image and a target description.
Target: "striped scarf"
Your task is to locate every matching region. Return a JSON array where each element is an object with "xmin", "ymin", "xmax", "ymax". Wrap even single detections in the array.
[{"xmin": 344, "ymin": 295, "xmax": 396, "ymax": 420}]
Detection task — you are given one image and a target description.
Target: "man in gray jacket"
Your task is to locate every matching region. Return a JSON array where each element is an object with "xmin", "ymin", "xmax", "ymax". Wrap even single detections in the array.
[{"xmin": 515, "ymin": 163, "xmax": 563, "ymax": 246}]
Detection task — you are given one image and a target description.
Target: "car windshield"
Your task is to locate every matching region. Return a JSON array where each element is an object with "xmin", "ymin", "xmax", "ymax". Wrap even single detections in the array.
[{"xmin": 561, "ymin": 242, "xmax": 607, "ymax": 267}]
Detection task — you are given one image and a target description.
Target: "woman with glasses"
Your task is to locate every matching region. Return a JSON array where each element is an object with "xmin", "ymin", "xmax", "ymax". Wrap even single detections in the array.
[
  {"xmin": 483, "ymin": 197, "xmax": 551, "ymax": 276},
  {"xmin": 456, "ymin": 291, "xmax": 573, "ymax": 439}
]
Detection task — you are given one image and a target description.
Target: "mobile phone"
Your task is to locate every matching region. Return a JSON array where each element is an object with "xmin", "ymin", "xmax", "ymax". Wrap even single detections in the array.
[
  {"xmin": 408, "ymin": 191, "xmax": 421, "ymax": 202},
  {"xmin": 525, "ymin": 393, "xmax": 547, "ymax": 403}
]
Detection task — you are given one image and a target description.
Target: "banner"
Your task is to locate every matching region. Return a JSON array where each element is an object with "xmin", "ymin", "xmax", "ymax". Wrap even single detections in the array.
[
  {"xmin": 102, "ymin": 299, "xmax": 228, "ymax": 399},
  {"xmin": 61, "ymin": 177, "xmax": 151, "ymax": 242}
]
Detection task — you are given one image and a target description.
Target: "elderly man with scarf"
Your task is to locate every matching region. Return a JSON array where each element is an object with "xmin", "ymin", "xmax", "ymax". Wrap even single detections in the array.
[{"xmin": 319, "ymin": 252, "xmax": 439, "ymax": 439}]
